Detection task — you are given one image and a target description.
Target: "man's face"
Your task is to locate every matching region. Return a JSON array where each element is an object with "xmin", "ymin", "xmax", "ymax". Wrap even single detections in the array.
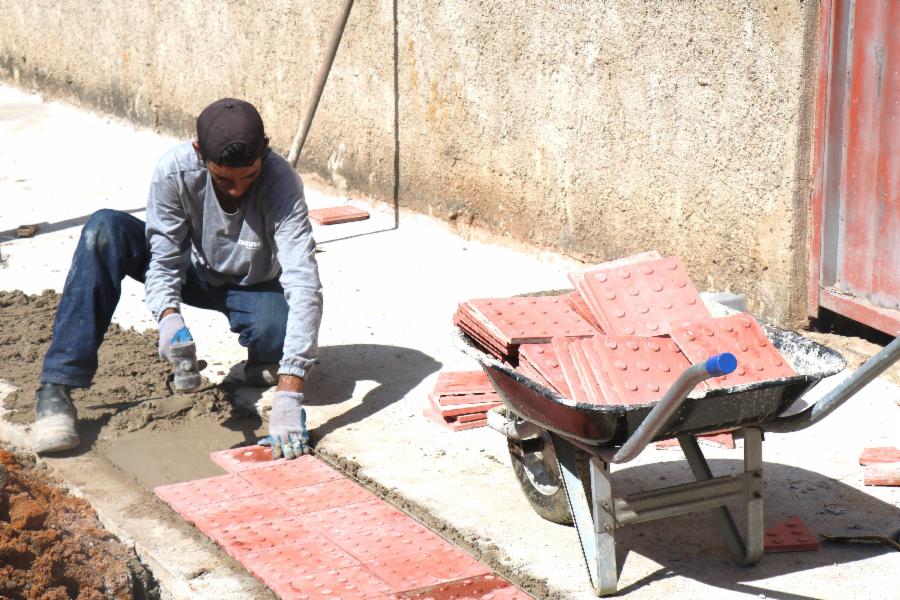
[{"xmin": 207, "ymin": 158, "xmax": 263, "ymax": 200}]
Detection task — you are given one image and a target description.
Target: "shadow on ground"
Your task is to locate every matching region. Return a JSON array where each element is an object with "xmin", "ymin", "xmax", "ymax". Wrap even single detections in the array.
[{"xmin": 580, "ymin": 458, "xmax": 900, "ymax": 599}]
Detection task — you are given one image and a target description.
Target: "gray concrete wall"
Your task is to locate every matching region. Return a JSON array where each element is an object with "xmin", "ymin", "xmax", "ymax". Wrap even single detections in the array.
[{"xmin": 0, "ymin": 1, "xmax": 819, "ymax": 326}]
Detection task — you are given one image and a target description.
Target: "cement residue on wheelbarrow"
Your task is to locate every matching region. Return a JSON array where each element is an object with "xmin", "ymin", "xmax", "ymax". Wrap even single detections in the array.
[{"xmin": 0, "ymin": 445, "xmax": 158, "ymax": 599}]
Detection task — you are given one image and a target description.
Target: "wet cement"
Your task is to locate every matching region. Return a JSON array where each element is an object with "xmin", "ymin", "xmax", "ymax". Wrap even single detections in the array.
[{"xmin": 0, "ymin": 290, "xmax": 266, "ymax": 487}]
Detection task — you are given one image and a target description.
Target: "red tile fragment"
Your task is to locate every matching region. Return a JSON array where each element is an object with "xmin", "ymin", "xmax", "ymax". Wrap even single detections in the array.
[
  {"xmin": 859, "ymin": 447, "xmax": 900, "ymax": 465},
  {"xmin": 308, "ymin": 205, "xmax": 370, "ymax": 225},
  {"xmin": 154, "ymin": 474, "xmax": 257, "ymax": 514},
  {"xmin": 210, "ymin": 445, "xmax": 281, "ymax": 473},
  {"xmin": 570, "ymin": 255, "xmax": 710, "ymax": 337},
  {"xmin": 461, "ymin": 296, "xmax": 596, "ymax": 345},
  {"xmin": 281, "ymin": 565, "xmax": 397, "ymax": 599},
  {"xmin": 404, "ymin": 574, "xmax": 532, "ymax": 599},
  {"xmin": 238, "ymin": 456, "xmax": 343, "ymax": 492},
  {"xmin": 764, "ymin": 516, "xmax": 819, "ymax": 552},
  {"xmin": 431, "ymin": 371, "xmax": 494, "ymax": 396},
  {"xmin": 363, "ymin": 546, "xmax": 491, "ymax": 592},
  {"xmin": 423, "ymin": 405, "xmax": 487, "ymax": 431},
  {"xmin": 670, "ymin": 314, "xmax": 795, "ymax": 388},
  {"xmin": 863, "ymin": 463, "xmax": 900, "ymax": 486}
]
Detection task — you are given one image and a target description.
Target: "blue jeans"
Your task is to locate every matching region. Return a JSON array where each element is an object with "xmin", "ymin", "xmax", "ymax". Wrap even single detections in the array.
[{"xmin": 40, "ymin": 209, "xmax": 288, "ymax": 388}]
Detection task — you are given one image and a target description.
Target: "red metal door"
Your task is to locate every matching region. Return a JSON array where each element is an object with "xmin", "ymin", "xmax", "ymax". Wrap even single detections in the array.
[{"xmin": 810, "ymin": 0, "xmax": 900, "ymax": 335}]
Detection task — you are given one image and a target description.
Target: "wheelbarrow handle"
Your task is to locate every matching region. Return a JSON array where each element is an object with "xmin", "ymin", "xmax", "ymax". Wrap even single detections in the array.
[{"xmin": 612, "ymin": 353, "xmax": 737, "ymax": 464}]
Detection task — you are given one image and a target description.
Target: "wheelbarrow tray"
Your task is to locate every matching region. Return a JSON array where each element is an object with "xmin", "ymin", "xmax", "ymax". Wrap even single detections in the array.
[{"xmin": 455, "ymin": 325, "xmax": 846, "ymax": 446}]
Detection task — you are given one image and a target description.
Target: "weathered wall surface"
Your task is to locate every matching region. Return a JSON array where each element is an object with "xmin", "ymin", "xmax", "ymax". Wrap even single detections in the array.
[{"xmin": 0, "ymin": 1, "xmax": 818, "ymax": 325}]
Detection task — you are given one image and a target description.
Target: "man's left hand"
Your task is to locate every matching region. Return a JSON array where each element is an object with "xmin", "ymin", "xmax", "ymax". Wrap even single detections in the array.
[{"xmin": 261, "ymin": 390, "xmax": 309, "ymax": 460}]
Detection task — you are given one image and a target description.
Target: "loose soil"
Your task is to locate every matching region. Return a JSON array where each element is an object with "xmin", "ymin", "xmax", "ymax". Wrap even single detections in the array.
[
  {"xmin": 0, "ymin": 290, "xmax": 254, "ymax": 436},
  {"xmin": 0, "ymin": 445, "xmax": 158, "ymax": 600}
]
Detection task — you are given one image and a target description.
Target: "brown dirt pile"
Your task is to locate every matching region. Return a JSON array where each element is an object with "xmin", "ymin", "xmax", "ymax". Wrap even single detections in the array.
[
  {"xmin": 0, "ymin": 447, "xmax": 154, "ymax": 599},
  {"xmin": 0, "ymin": 290, "xmax": 239, "ymax": 436}
]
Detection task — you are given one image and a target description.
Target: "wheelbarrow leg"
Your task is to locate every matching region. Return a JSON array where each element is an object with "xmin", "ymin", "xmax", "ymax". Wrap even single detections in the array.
[
  {"xmin": 550, "ymin": 433, "xmax": 618, "ymax": 596},
  {"xmin": 678, "ymin": 427, "xmax": 764, "ymax": 565}
]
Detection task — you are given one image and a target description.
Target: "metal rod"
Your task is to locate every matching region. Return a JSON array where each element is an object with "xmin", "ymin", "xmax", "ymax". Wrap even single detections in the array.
[
  {"xmin": 287, "ymin": 0, "xmax": 355, "ymax": 167},
  {"xmin": 614, "ymin": 475, "xmax": 747, "ymax": 525},
  {"xmin": 766, "ymin": 335, "xmax": 900, "ymax": 432},
  {"xmin": 589, "ymin": 457, "xmax": 618, "ymax": 596},
  {"xmin": 612, "ymin": 353, "xmax": 736, "ymax": 464}
]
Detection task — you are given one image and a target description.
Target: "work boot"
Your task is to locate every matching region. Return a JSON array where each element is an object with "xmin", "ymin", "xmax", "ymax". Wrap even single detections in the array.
[
  {"xmin": 244, "ymin": 362, "xmax": 278, "ymax": 387},
  {"xmin": 32, "ymin": 383, "xmax": 80, "ymax": 454}
]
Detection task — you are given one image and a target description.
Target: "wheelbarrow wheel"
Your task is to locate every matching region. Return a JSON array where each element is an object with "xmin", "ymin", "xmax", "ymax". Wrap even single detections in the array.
[{"xmin": 508, "ymin": 433, "xmax": 591, "ymax": 525}]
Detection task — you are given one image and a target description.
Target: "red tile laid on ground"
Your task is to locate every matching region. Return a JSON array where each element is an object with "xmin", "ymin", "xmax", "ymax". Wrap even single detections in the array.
[
  {"xmin": 213, "ymin": 516, "xmax": 311, "ymax": 557},
  {"xmin": 154, "ymin": 474, "xmax": 258, "ymax": 514},
  {"xmin": 302, "ymin": 499, "xmax": 410, "ymax": 535},
  {"xmin": 281, "ymin": 478, "xmax": 379, "ymax": 514},
  {"xmin": 403, "ymin": 574, "xmax": 532, "ymax": 599},
  {"xmin": 278, "ymin": 565, "xmax": 397, "ymax": 600},
  {"xmin": 325, "ymin": 519, "xmax": 452, "ymax": 563},
  {"xmin": 432, "ymin": 397, "xmax": 501, "ymax": 418},
  {"xmin": 863, "ymin": 463, "xmax": 900, "ymax": 486},
  {"xmin": 239, "ymin": 531, "xmax": 360, "ymax": 583},
  {"xmin": 859, "ymin": 447, "xmax": 900, "ymax": 465},
  {"xmin": 238, "ymin": 456, "xmax": 343, "ymax": 492},
  {"xmin": 364, "ymin": 546, "xmax": 491, "ymax": 592},
  {"xmin": 184, "ymin": 494, "xmax": 285, "ymax": 534},
  {"xmin": 308, "ymin": 205, "xmax": 370, "ymax": 225},
  {"xmin": 670, "ymin": 314, "xmax": 795, "ymax": 388},
  {"xmin": 764, "ymin": 516, "xmax": 819, "ymax": 552},
  {"xmin": 210, "ymin": 445, "xmax": 282, "ymax": 473}
]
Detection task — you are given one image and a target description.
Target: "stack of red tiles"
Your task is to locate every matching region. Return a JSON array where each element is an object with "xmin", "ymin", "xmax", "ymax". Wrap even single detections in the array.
[
  {"xmin": 424, "ymin": 371, "xmax": 501, "ymax": 431},
  {"xmin": 453, "ymin": 295, "xmax": 597, "ymax": 361},
  {"xmin": 156, "ymin": 448, "xmax": 532, "ymax": 599},
  {"xmin": 456, "ymin": 252, "xmax": 798, "ymax": 411},
  {"xmin": 859, "ymin": 447, "xmax": 900, "ymax": 487}
]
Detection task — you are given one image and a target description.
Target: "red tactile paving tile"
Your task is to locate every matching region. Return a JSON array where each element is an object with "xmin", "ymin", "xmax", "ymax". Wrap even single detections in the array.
[
  {"xmin": 515, "ymin": 358, "xmax": 557, "ymax": 393},
  {"xmin": 571, "ymin": 256, "xmax": 710, "ymax": 337},
  {"xmin": 210, "ymin": 445, "xmax": 282, "ymax": 473},
  {"xmin": 213, "ymin": 515, "xmax": 310, "ymax": 557},
  {"xmin": 859, "ymin": 447, "xmax": 900, "ymax": 465},
  {"xmin": 462, "ymin": 296, "xmax": 596, "ymax": 344},
  {"xmin": 863, "ymin": 463, "xmax": 900, "ymax": 486},
  {"xmin": 423, "ymin": 405, "xmax": 488, "ymax": 431},
  {"xmin": 185, "ymin": 494, "xmax": 285, "ymax": 533},
  {"xmin": 302, "ymin": 499, "xmax": 409, "ymax": 535},
  {"xmin": 548, "ymin": 337, "xmax": 599, "ymax": 404},
  {"xmin": 279, "ymin": 565, "xmax": 397, "ymax": 600},
  {"xmin": 518, "ymin": 343, "xmax": 572, "ymax": 398},
  {"xmin": 670, "ymin": 314, "xmax": 795, "ymax": 388},
  {"xmin": 308, "ymin": 205, "xmax": 370, "ymax": 225},
  {"xmin": 238, "ymin": 456, "xmax": 343, "ymax": 492},
  {"xmin": 364, "ymin": 546, "xmax": 491, "ymax": 592},
  {"xmin": 154, "ymin": 474, "xmax": 257, "ymax": 514},
  {"xmin": 282, "ymin": 478, "xmax": 379, "ymax": 514},
  {"xmin": 403, "ymin": 574, "xmax": 532, "ymax": 599},
  {"xmin": 432, "ymin": 397, "xmax": 501, "ymax": 418},
  {"xmin": 239, "ymin": 531, "xmax": 360, "ymax": 584},
  {"xmin": 764, "ymin": 516, "xmax": 819, "ymax": 552},
  {"xmin": 454, "ymin": 312, "xmax": 514, "ymax": 360},
  {"xmin": 431, "ymin": 371, "xmax": 494, "ymax": 396},
  {"xmin": 564, "ymin": 290, "xmax": 604, "ymax": 331},
  {"xmin": 325, "ymin": 519, "xmax": 453, "ymax": 563},
  {"xmin": 432, "ymin": 392, "xmax": 501, "ymax": 407}
]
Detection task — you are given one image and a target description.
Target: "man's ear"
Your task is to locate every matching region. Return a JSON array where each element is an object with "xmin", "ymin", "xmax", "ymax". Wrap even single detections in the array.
[{"xmin": 192, "ymin": 140, "xmax": 204, "ymax": 161}]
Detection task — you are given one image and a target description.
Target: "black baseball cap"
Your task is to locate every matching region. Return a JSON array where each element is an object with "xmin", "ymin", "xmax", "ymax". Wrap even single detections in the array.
[{"xmin": 196, "ymin": 98, "xmax": 267, "ymax": 166}]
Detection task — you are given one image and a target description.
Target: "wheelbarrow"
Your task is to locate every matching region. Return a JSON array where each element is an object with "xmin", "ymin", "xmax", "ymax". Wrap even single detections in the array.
[{"xmin": 455, "ymin": 321, "xmax": 900, "ymax": 596}]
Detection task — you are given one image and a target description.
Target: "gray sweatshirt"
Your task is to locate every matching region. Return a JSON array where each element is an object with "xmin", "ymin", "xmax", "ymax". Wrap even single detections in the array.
[{"xmin": 144, "ymin": 142, "xmax": 323, "ymax": 379}]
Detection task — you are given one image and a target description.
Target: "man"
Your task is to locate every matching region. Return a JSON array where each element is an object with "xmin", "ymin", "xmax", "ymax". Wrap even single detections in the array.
[{"xmin": 33, "ymin": 98, "xmax": 322, "ymax": 460}]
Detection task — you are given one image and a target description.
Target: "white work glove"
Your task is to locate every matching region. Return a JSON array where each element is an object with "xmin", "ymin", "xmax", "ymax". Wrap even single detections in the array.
[
  {"xmin": 158, "ymin": 313, "xmax": 193, "ymax": 363},
  {"xmin": 261, "ymin": 391, "xmax": 309, "ymax": 460}
]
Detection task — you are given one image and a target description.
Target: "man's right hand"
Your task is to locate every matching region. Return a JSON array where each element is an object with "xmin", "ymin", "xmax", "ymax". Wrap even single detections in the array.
[{"xmin": 158, "ymin": 311, "xmax": 202, "ymax": 391}]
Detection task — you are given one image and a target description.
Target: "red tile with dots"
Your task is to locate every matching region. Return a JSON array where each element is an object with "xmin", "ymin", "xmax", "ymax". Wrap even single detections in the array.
[
  {"xmin": 764, "ymin": 516, "xmax": 819, "ymax": 552},
  {"xmin": 155, "ymin": 447, "xmax": 533, "ymax": 598},
  {"xmin": 460, "ymin": 296, "xmax": 597, "ymax": 345},
  {"xmin": 569, "ymin": 256, "xmax": 711, "ymax": 337},
  {"xmin": 670, "ymin": 314, "xmax": 795, "ymax": 388}
]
